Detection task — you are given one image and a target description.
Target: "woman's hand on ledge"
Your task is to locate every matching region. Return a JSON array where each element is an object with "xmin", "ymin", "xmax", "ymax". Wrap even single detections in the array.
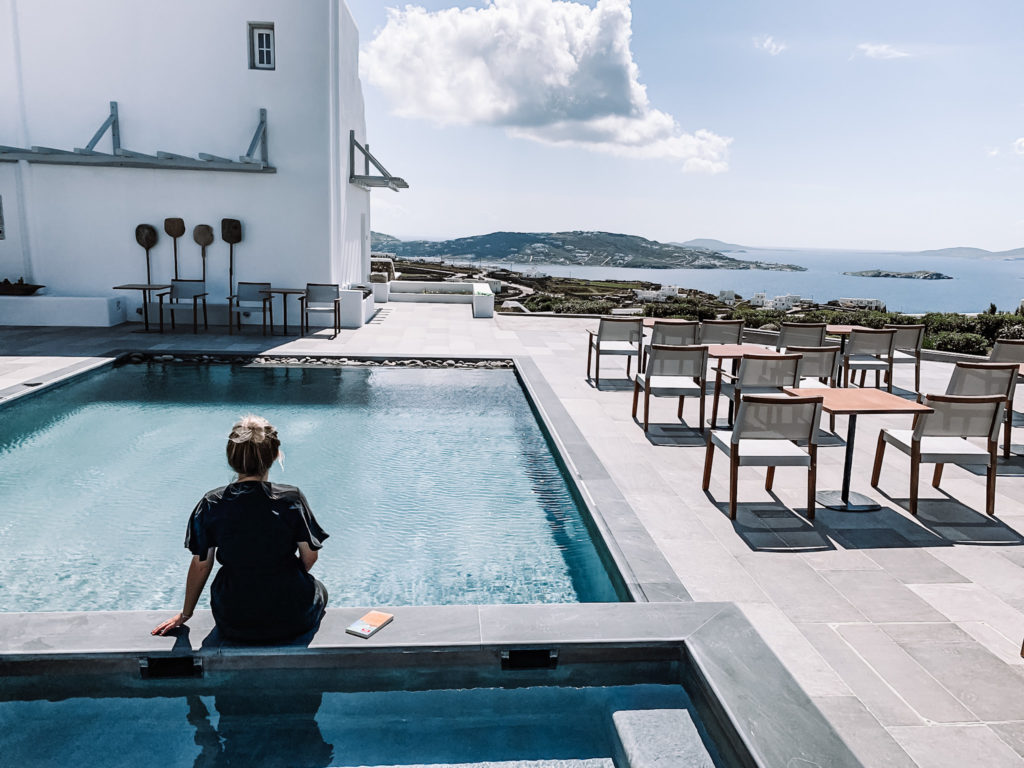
[{"xmin": 151, "ymin": 612, "xmax": 190, "ymax": 636}]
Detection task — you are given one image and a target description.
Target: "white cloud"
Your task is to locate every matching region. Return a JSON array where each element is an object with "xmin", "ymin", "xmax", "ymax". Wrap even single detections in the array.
[
  {"xmin": 1014, "ymin": 138, "xmax": 1024, "ymax": 155},
  {"xmin": 855, "ymin": 43, "xmax": 911, "ymax": 60},
  {"xmin": 753, "ymin": 35, "xmax": 786, "ymax": 56},
  {"xmin": 362, "ymin": 0, "xmax": 731, "ymax": 173},
  {"xmin": 987, "ymin": 147, "xmax": 1000, "ymax": 157}
]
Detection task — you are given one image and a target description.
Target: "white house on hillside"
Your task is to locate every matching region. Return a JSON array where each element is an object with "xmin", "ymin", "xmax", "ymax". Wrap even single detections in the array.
[{"xmin": 0, "ymin": 0, "xmax": 402, "ymax": 326}]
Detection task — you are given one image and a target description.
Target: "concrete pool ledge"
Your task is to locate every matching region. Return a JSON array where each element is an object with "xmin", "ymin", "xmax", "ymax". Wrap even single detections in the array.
[{"xmin": 0, "ymin": 603, "xmax": 863, "ymax": 768}]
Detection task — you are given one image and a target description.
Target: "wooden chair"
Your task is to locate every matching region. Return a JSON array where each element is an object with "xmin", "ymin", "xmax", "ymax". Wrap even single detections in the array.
[
  {"xmin": 699, "ymin": 319, "xmax": 744, "ymax": 345},
  {"xmin": 641, "ymin": 320, "xmax": 698, "ymax": 372},
  {"xmin": 777, "ymin": 322, "xmax": 826, "ymax": 351},
  {"xmin": 703, "ymin": 394, "xmax": 824, "ymax": 519},
  {"xmin": 789, "ymin": 345, "xmax": 840, "ymax": 432},
  {"xmin": 586, "ymin": 317, "xmax": 643, "ymax": 388},
  {"xmin": 157, "ymin": 279, "xmax": 208, "ymax": 334},
  {"xmin": 298, "ymin": 283, "xmax": 341, "ymax": 338},
  {"xmin": 943, "ymin": 362, "xmax": 1018, "ymax": 458},
  {"xmin": 871, "ymin": 394, "xmax": 1005, "ymax": 516},
  {"xmin": 711, "ymin": 353, "xmax": 802, "ymax": 428},
  {"xmin": 843, "ymin": 328, "xmax": 896, "ymax": 391},
  {"xmin": 632, "ymin": 344, "xmax": 709, "ymax": 432},
  {"xmin": 885, "ymin": 324, "xmax": 925, "ymax": 392},
  {"xmin": 227, "ymin": 281, "xmax": 273, "ymax": 335}
]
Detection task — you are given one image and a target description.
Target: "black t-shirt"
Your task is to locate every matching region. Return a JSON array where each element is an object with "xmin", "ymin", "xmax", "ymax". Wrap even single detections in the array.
[{"xmin": 186, "ymin": 481, "xmax": 329, "ymax": 641}]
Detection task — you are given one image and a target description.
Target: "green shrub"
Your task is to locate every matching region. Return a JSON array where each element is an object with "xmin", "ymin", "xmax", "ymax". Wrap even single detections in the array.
[
  {"xmin": 931, "ymin": 332, "xmax": 988, "ymax": 356},
  {"xmin": 644, "ymin": 300, "xmax": 717, "ymax": 320},
  {"xmin": 922, "ymin": 313, "xmax": 980, "ymax": 336},
  {"xmin": 975, "ymin": 312, "xmax": 1015, "ymax": 343},
  {"xmin": 997, "ymin": 323, "xmax": 1024, "ymax": 340}
]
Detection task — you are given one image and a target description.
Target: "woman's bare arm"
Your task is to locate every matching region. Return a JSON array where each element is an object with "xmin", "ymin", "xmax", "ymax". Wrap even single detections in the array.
[
  {"xmin": 151, "ymin": 549, "xmax": 215, "ymax": 635},
  {"xmin": 298, "ymin": 541, "xmax": 318, "ymax": 572}
]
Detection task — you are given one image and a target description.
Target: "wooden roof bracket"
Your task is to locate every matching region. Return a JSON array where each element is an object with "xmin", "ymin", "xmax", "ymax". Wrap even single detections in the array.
[
  {"xmin": 349, "ymin": 130, "xmax": 408, "ymax": 191},
  {"xmin": 0, "ymin": 102, "xmax": 275, "ymax": 173}
]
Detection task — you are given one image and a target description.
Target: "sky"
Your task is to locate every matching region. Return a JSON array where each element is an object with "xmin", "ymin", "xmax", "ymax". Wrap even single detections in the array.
[{"xmin": 346, "ymin": 0, "xmax": 1024, "ymax": 251}]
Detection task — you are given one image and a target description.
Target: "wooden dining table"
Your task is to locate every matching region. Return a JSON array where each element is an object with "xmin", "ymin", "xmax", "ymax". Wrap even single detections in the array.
[
  {"xmin": 786, "ymin": 387, "xmax": 933, "ymax": 512},
  {"xmin": 113, "ymin": 283, "xmax": 170, "ymax": 333}
]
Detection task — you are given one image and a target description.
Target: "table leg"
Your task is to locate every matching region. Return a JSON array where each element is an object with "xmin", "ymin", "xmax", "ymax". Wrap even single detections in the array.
[
  {"xmin": 282, "ymin": 297, "xmax": 288, "ymax": 335},
  {"xmin": 817, "ymin": 413, "xmax": 882, "ymax": 511},
  {"xmin": 141, "ymin": 289, "xmax": 151, "ymax": 332}
]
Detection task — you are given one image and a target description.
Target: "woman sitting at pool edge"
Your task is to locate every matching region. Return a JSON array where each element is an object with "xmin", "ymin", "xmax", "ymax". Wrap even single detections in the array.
[{"xmin": 152, "ymin": 415, "xmax": 329, "ymax": 642}]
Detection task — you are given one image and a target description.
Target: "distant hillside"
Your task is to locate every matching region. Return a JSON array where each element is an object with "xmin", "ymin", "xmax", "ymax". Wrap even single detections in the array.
[
  {"xmin": 910, "ymin": 245, "xmax": 1024, "ymax": 259},
  {"xmin": 370, "ymin": 231, "xmax": 804, "ymax": 271},
  {"xmin": 676, "ymin": 238, "xmax": 748, "ymax": 252}
]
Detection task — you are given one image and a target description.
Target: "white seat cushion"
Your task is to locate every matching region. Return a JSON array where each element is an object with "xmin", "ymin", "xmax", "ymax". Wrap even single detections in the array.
[
  {"xmin": 594, "ymin": 340, "xmax": 638, "ymax": 354},
  {"xmin": 711, "ymin": 431, "xmax": 811, "ymax": 466},
  {"xmin": 846, "ymin": 354, "xmax": 890, "ymax": 370},
  {"xmin": 636, "ymin": 374, "xmax": 702, "ymax": 397},
  {"xmin": 882, "ymin": 429, "xmax": 993, "ymax": 464}
]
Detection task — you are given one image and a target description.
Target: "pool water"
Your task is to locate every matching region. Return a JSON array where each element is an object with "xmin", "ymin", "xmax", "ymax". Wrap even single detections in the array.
[
  {"xmin": 0, "ymin": 684, "xmax": 714, "ymax": 767},
  {"xmin": 0, "ymin": 363, "xmax": 621, "ymax": 611}
]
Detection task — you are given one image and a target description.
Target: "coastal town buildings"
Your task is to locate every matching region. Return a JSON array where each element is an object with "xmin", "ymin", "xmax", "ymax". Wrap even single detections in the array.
[{"xmin": 0, "ymin": 0, "xmax": 392, "ymax": 326}]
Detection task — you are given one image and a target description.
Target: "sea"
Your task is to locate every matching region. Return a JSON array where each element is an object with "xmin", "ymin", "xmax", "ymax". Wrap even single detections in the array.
[{"xmin": 479, "ymin": 248, "xmax": 1024, "ymax": 314}]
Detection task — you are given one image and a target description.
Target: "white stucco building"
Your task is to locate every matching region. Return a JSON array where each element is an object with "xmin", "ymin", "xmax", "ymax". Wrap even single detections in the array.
[{"xmin": 0, "ymin": 0, "xmax": 398, "ymax": 326}]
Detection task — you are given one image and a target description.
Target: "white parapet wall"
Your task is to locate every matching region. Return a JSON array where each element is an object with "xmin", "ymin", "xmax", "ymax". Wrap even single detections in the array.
[
  {"xmin": 389, "ymin": 281, "xmax": 475, "ymax": 304},
  {"xmin": 0, "ymin": 295, "xmax": 126, "ymax": 326}
]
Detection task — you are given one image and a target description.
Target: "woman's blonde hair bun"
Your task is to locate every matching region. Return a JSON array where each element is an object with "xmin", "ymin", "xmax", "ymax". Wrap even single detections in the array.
[{"xmin": 226, "ymin": 415, "xmax": 281, "ymax": 477}]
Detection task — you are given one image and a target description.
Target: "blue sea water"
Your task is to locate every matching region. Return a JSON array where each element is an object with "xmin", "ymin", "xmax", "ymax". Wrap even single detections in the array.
[
  {"xmin": 0, "ymin": 364, "xmax": 620, "ymax": 611},
  {"xmin": 495, "ymin": 249, "xmax": 1024, "ymax": 314}
]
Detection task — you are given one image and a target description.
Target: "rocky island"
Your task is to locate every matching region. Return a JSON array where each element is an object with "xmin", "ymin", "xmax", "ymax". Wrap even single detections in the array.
[
  {"xmin": 372, "ymin": 231, "xmax": 806, "ymax": 271},
  {"xmin": 843, "ymin": 269, "xmax": 952, "ymax": 280}
]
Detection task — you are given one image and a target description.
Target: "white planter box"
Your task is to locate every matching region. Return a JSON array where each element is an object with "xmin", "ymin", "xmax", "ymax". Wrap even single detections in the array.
[
  {"xmin": 0, "ymin": 295, "xmax": 127, "ymax": 326},
  {"xmin": 372, "ymin": 281, "xmax": 390, "ymax": 303},
  {"xmin": 472, "ymin": 284, "xmax": 494, "ymax": 318}
]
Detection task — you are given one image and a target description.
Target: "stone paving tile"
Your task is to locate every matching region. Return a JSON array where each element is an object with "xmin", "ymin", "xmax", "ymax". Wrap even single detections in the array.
[
  {"xmin": 889, "ymin": 725, "xmax": 1024, "ymax": 768},
  {"xmin": 736, "ymin": 553, "xmax": 867, "ymax": 623},
  {"xmin": 812, "ymin": 695, "xmax": 918, "ymax": 768},
  {"xmin": 800, "ymin": 547, "xmax": 884, "ymax": 572},
  {"xmin": 738, "ymin": 603, "xmax": 852, "ymax": 697},
  {"xmin": 993, "ymin": 722, "xmax": 1024, "ymax": 761},
  {"xmin": 927, "ymin": 547, "xmax": 1024, "ymax": 612},
  {"xmin": 836, "ymin": 624, "xmax": 976, "ymax": 723},
  {"xmin": 820, "ymin": 570, "xmax": 949, "ymax": 623},
  {"xmin": 879, "ymin": 622, "xmax": 1024, "ymax": 721},
  {"xmin": 658, "ymin": 540, "xmax": 771, "ymax": 604},
  {"xmin": 798, "ymin": 623, "xmax": 923, "ymax": 727},
  {"xmin": 907, "ymin": 583, "xmax": 1024, "ymax": 665}
]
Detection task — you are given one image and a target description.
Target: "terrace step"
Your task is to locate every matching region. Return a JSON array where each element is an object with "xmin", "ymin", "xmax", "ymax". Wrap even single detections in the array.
[
  {"xmin": 612, "ymin": 709, "xmax": 716, "ymax": 768},
  {"xmin": 350, "ymin": 761, "xmax": 614, "ymax": 768}
]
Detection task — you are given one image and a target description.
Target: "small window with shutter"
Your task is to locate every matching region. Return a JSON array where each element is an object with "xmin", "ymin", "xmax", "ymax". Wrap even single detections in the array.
[{"xmin": 248, "ymin": 23, "xmax": 275, "ymax": 70}]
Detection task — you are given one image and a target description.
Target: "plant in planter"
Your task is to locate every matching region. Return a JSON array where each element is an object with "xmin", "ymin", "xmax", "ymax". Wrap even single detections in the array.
[{"xmin": 0, "ymin": 277, "xmax": 45, "ymax": 296}]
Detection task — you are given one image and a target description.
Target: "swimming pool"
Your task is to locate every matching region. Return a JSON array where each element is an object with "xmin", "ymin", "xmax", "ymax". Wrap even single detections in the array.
[{"xmin": 0, "ymin": 361, "xmax": 622, "ymax": 611}]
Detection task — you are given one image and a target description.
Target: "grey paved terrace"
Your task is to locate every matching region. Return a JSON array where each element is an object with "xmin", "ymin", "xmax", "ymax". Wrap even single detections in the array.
[{"xmin": 2, "ymin": 303, "xmax": 1024, "ymax": 768}]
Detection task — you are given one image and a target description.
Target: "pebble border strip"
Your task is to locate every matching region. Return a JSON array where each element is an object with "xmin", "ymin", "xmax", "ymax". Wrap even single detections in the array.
[{"xmin": 122, "ymin": 352, "xmax": 514, "ymax": 369}]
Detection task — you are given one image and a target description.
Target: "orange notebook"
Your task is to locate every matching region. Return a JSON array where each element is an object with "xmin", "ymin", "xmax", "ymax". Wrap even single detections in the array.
[{"xmin": 345, "ymin": 610, "xmax": 394, "ymax": 638}]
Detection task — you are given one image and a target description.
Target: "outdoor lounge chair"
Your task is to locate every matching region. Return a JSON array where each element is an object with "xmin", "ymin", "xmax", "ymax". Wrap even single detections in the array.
[
  {"xmin": 157, "ymin": 279, "xmax": 208, "ymax": 334},
  {"xmin": 641, "ymin": 320, "xmax": 698, "ymax": 372},
  {"xmin": 632, "ymin": 344, "xmax": 709, "ymax": 432},
  {"xmin": 703, "ymin": 394, "xmax": 824, "ymax": 520},
  {"xmin": 872, "ymin": 393, "xmax": 1005, "ymax": 517},
  {"xmin": 586, "ymin": 317, "xmax": 643, "ymax": 388},
  {"xmin": 941, "ymin": 361, "xmax": 1018, "ymax": 458},
  {"xmin": 298, "ymin": 283, "xmax": 341, "ymax": 338},
  {"xmin": 777, "ymin": 322, "xmax": 827, "ymax": 351},
  {"xmin": 711, "ymin": 353, "xmax": 802, "ymax": 428},
  {"xmin": 884, "ymin": 324, "xmax": 925, "ymax": 392},
  {"xmin": 227, "ymin": 281, "xmax": 273, "ymax": 336},
  {"xmin": 699, "ymin": 319, "xmax": 744, "ymax": 345},
  {"xmin": 843, "ymin": 328, "xmax": 896, "ymax": 391}
]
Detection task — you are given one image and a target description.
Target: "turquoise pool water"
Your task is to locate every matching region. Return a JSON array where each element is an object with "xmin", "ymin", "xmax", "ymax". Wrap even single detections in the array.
[
  {"xmin": 0, "ymin": 363, "xmax": 621, "ymax": 610},
  {"xmin": 0, "ymin": 684, "xmax": 711, "ymax": 767}
]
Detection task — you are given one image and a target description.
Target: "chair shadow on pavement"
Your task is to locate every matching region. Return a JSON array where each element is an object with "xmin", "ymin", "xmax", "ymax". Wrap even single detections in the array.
[
  {"xmin": 588, "ymin": 377, "xmax": 635, "ymax": 392},
  {"xmin": 640, "ymin": 422, "xmax": 707, "ymax": 447},
  {"xmin": 703, "ymin": 490, "xmax": 837, "ymax": 553},
  {"xmin": 871, "ymin": 489, "xmax": 1024, "ymax": 546}
]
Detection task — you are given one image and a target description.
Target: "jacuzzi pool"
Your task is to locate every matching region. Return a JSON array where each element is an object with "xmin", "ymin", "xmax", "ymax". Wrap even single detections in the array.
[{"xmin": 0, "ymin": 361, "xmax": 623, "ymax": 611}]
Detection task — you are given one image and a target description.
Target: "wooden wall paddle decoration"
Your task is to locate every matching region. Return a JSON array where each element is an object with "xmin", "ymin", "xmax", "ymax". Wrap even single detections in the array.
[
  {"xmin": 221, "ymin": 218, "xmax": 242, "ymax": 296},
  {"xmin": 134, "ymin": 224, "xmax": 158, "ymax": 284},
  {"xmin": 164, "ymin": 218, "xmax": 185, "ymax": 279},
  {"xmin": 193, "ymin": 224, "xmax": 214, "ymax": 282}
]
